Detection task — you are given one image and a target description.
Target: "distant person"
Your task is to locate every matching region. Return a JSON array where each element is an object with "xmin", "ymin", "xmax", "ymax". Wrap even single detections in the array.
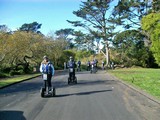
[
  {"xmin": 94, "ymin": 59, "xmax": 98, "ymax": 68},
  {"xmin": 67, "ymin": 56, "xmax": 76, "ymax": 79},
  {"xmin": 64, "ymin": 62, "xmax": 67, "ymax": 70},
  {"xmin": 91, "ymin": 59, "xmax": 95, "ymax": 66},
  {"xmin": 87, "ymin": 61, "xmax": 91, "ymax": 71},
  {"xmin": 77, "ymin": 60, "xmax": 81, "ymax": 71},
  {"xmin": 102, "ymin": 61, "xmax": 105, "ymax": 70},
  {"xmin": 111, "ymin": 61, "xmax": 114, "ymax": 70}
]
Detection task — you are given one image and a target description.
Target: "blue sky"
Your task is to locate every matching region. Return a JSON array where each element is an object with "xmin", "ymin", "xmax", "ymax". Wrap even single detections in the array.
[{"xmin": 0, "ymin": 0, "xmax": 84, "ymax": 35}]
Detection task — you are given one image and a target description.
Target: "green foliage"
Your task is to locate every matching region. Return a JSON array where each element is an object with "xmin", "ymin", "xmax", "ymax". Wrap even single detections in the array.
[
  {"xmin": 55, "ymin": 28, "xmax": 74, "ymax": 49},
  {"xmin": 73, "ymin": 31, "xmax": 96, "ymax": 51},
  {"xmin": 55, "ymin": 28, "xmax": 74, "ymax": 39},
  {"xmin": 75, "ymin": 50, "xmax": 94, "ymax": 61},
  {"xmin": 112, "ymin": 30, "xmax": 150, "ymax": 67},
  {"xmin": 152, "ymin": 0, "xmax": 160, "ymax": 12},
  {"xmin": 19, "ymin": 21, "xmax": 42, "ymax": 34},
  {"xmin": 111, "ymin": 0, "xmax": 152, "ymax": 29},
  {"xmin": 67, "ymin": 0, "xmax": 113, "ymax": 65},
  {"xmin": 0, "ymin": 27, "xmax": 68, "ymax": 76},
  {"xmin": 0, "ymin": 72, "xmax": 8, "ymax": 78},
  {"xmin": 63, "ymin": 50, "xmax": 76, "ymax": 60},
  {"xmin": 52, "ymin": 49, "xmax": 76, "ymax": 69},
  {"xmin": 141, "ymin": 13, "xmax": 160, "ymax": 66},
  {"xmin": 9, "ymin": 70, "xmax": 21, "ymax": 76}
]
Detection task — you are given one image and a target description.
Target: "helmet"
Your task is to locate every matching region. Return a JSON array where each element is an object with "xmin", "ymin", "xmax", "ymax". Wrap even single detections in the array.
[
  {"xmin": 70, "ymin": 56, "xmax": 73, "ymax": 59},
  {"xmin": 43, "ymin": 55, "xmax": 48, "ymax": 60}
]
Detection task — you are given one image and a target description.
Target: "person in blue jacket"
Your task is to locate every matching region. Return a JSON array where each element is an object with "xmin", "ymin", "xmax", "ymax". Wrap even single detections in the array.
[{"xmin": 40, "ymin": 56, "xmax": 54, "ymax": 89}]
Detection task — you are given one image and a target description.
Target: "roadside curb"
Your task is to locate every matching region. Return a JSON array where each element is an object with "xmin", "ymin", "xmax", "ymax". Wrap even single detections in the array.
[
  {"xmin": 0, "ymin": 74, "xmax": 41, "ymax": 90},
  {"xmin": 108, "ymin": 73, "xmax": 160, "ymax": 105},
  {"xmin": 0, "ymin": 70, "xmax": 66, "ymax": 90}
]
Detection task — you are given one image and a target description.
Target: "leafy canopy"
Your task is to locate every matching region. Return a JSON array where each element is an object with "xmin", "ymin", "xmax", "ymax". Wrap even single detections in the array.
[{"xmin": 141, "ymin": 12, "xmax": 160, "ymax": 66}]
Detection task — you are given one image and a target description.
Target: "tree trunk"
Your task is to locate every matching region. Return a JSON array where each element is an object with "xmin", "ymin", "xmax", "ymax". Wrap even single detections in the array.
[
  {"xmin": 106, "ymin": 42, "xmax": 109, "ymax": 69},
  {"xmin": 99, "ymin": 41, "xmax": 109, "ymax": 69}
]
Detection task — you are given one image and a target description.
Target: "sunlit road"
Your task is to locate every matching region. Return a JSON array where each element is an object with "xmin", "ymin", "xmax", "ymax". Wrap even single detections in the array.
[{"xmin": 0, "ymin": 71, "xmax": 160, "ymax": 120}]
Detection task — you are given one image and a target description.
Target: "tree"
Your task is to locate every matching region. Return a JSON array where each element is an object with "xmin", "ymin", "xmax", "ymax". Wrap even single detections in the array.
[
  {"xmin": 0, "ymin": 31, "xmax": 11, "ymax": 63},
  {"xmin": 73, "ymin": 31, "xmax": 95, "ymax": 50},
  {"xmin": 6, "ymin": 31, "xmax": 44, "ymax": 73},
  {"xmin": 55, "ymin": 28, "xmax": 74, "ymax": 49},
  {"xmin": 110, "ymin": 0, "xmax": 152, "ymax": 29},
  {"xmin": 67, "ymin": 0, "xmax": 114, "ymax": 67},
  {"xmin": 19, "ymin": 22, "xmax": 42, "ymax": 34},
  {"xmin": 152, "ymin": 0, "xmax": 160, "ymax": 13},
  {"xmin": 55, "ymin": 28, "xmax": 74, "ymax": 39},
  {"xmin": 0, "ymin": 25, "xmax": 11, "ymax": 33},
  {"xmin": 112, "ymin": 30, "xmax": 149, "ymax": 67},
  {"xmin": 141, "ymin": 12, "xmax": 160, "ymax": 66}
]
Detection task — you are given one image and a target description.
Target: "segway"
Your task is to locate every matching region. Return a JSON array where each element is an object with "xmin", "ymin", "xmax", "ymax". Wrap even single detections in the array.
[
  {"xmin": 77, "ymin": 64, "xmax": 81, "ymax": 71},
  {"xmin": 40, "ymin": 74, "xmax": 56, "ymax": 97},
  {"xmin": 68, "ymin": 68, "xmax": 77, "ymax": 84},
  {"xmin": 90, "ymin": 64, "xmax": 97, "ymax": 74}
]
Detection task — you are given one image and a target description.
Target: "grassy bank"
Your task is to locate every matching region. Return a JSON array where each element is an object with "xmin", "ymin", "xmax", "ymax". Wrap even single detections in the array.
[
  {"xmin": 108, "ymin": 68, "xmax": 160, "ymax": 99},
  {"xmin": 0, "ymin": 73, "xmax": 40, "ymax": 88}
]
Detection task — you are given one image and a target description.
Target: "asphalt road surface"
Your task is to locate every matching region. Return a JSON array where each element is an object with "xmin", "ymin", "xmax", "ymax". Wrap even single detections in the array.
[{"xmin": 0, "ymin": 71, "xmax": 160, "ymax": 120}]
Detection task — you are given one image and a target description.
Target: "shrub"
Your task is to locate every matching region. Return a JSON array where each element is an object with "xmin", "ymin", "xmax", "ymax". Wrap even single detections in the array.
[
  {"xmin": 0, "ymin": 72, "xmax": 7, "ymax": 78},
  {"xmin": 9, "ymin": 70, "xmax": 21, "ymax": 76}
]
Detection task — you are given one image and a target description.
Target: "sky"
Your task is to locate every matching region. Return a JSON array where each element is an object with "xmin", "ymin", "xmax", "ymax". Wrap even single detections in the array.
[{"xmin": 0, "ymin": 0, "xmax": 84, "ymax": 35}]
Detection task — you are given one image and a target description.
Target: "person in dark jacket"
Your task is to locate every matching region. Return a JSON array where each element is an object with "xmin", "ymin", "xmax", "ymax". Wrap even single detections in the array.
[{"xmin": 67, "ymin": 56, "xmax": 76, "ymax": 79}]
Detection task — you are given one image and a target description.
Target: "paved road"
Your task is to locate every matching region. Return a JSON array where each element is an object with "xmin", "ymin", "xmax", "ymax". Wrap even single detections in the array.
[{"xmin": 0, "ymin": 71, "xmax": 160, "ymax": 120}]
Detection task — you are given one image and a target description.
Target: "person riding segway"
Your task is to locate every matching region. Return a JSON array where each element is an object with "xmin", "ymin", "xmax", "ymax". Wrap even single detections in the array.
[
  {"xmin": 87, "ymin": 60, "xmax": 91, "ymax": 71},
  {"xmin": 77, "ymin": 60, "xmax": 81, "ymax": 71},
  {"xmin": 40, "ymin": 56, "xmax": 55, "ymax": 97},
  {"xmin": 90, "ymin": 59, "xmax": 97, "ymax": 73},
  {"xmin": 67, "ymin": 56, "xmax": 77, "ymax": 84}
]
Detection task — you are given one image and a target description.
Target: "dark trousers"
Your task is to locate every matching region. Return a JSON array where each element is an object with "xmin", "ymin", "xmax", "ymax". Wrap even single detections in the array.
[
  {"xmin": 44, "ymin": 74, "xmax": 52, "ymax": 88},
  {"xmin": 69, "ymin": 69, "xmax": 75, "ymax": 79},
  {"xmin": 87, "ymin": 65, "xmax": 91, "ymax": 71}
]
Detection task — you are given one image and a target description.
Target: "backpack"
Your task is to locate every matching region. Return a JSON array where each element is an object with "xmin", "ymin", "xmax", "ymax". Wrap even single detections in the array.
[{"xmin": 42, "ymin": 62, "xmax": 53, "ymax": 74}]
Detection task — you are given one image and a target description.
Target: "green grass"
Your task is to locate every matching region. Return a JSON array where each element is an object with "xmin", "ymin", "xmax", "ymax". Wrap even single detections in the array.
[
  {"xmin": 0, "ymin": 73, "xmax": 41, "ymax": 88},
  {"xmin": 108, "ymin": 68, "xmax": 160, "ymax": 99}
]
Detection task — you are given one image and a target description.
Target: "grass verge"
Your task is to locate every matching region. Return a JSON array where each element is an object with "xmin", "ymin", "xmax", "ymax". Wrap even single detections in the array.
[
  {"xmin": 0, "ymin": 73, "xmax": 41, "ymax": 88},
  {"xmin": 108, "ymin": 68, "xmax": 160, "ymax": 99}
]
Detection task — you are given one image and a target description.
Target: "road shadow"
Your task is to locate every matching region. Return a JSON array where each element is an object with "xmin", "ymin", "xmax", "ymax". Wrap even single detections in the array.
[
  {"xmin": 52, "ymin": 79, "xmax": 117, "ymax": 90},
  {"xmin": 0, "ymin": 110, "xmax": 26, "ymax": 120},
  {"xmin": 56, "ymin": 89, "xmax": 112, "ymax": 98},
  {"xmin": 0, "ymin": 79, "xmax": 43, "ymax": 95},
  {"xmin": 76, "ymin": 79, "xmax": 117, "ymax": 86},
  {"xmin": 0, "ymin": 76, "xmax": 67, "ymax": 95},
  {"xmin": 53, "ymin": 79, "xmax": 117, "ymax": 90}
]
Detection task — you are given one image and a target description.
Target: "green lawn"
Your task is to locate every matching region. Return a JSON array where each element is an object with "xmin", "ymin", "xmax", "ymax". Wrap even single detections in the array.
[
  {"xmin": 108, "ymin": 68, "xmax": 160, "ymax": 99},
  {"xmin": 0, "ymin": 74, "xmax": 41, "ymax": 88}
]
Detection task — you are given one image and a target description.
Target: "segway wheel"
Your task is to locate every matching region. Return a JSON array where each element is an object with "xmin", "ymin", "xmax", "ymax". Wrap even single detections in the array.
[
  {"xmin": 68, "ymin": 77, "xmax": 70, "ymax": 84},
  {"xmin": 51, "ymin": 87, "xmax": 56, "ymax": 97},
  {"xmin": 40, "ymin": 88, "xmax": 45, "ymax": 97},
  {"xmin": 75, "ymin": 77, "xmax": 77, "ymax": 84}
]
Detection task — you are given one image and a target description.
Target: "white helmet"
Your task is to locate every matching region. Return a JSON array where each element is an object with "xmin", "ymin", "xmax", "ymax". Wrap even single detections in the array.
[{"xmin": 43, "ymin": 55, "xmax": 48, "ymax": 60}]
